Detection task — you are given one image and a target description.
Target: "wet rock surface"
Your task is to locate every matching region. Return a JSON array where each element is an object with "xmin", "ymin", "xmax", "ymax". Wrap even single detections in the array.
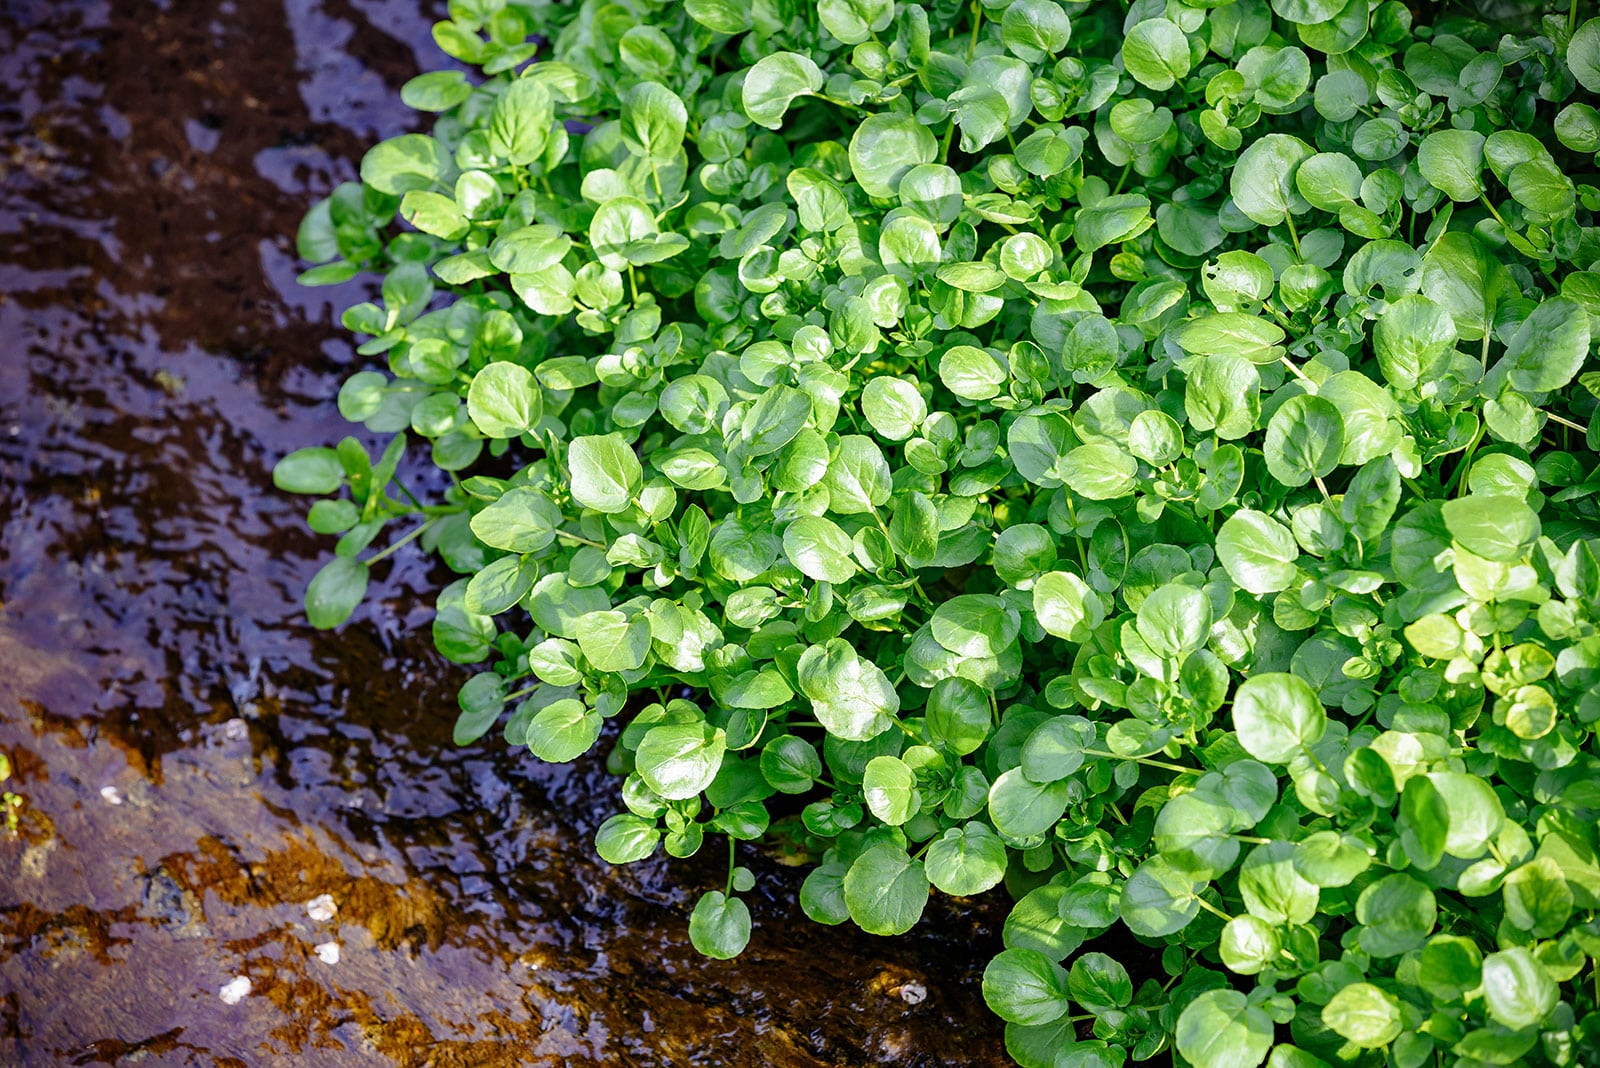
[{"xmin": 0, "ymin": 2, "xmax": 1009, "ymax": 1064}]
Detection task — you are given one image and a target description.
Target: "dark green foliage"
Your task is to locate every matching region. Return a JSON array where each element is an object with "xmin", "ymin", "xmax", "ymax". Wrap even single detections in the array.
[{"xmin": 278, "ymin": 0, "xmax": 1600, "ymax": 1063}]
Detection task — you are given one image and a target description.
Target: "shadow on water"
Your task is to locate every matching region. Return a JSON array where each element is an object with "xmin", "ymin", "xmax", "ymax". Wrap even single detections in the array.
[{"xmin": 0, "ymin": 2, "xmax": 1009, "ymax": 1063}]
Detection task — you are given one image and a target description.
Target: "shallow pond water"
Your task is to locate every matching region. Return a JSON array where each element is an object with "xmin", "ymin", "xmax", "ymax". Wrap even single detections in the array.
[{"xmin": 0, "ymin": 2, "xmax": 1011, "ymax": 1064}]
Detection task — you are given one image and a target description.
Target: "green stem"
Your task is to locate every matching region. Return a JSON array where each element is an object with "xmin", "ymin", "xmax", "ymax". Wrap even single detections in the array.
[
  {"xmin": 1547, "ymin": 411, "xmax": 1587, "ymax": 432},
  {"xmin": 1063, "ymin": 494, "xmax": 1089, "ymax": 573},
  {"xmin": 1479, "ymin": 195, "xmax": 1528, "ymax": 246},
  {"xmin": 1083, "ymin": 748, "xmax": 1194, "ymax": 775},
  {"xmin": 1283, "ymin": 213, "xmax": 1303, "ymax": 260},
  {"xmin": 725, "ymin": 835, "xmax": 737, "ymax": 896},
  {"xmin": 1447, "ymin": 419, "xmax": 1487, "ymax": 498},
  {"xmin": 1112, "ymin": 160, "xmax": 1133, "ymax": 195},
  {"xmin": 966, "ymin": 2, "xmax": 984, "ymax": 60},
  {"xmin": 1279, "ymin": 355, "xmax": 1318, "ymax": 390},
  {"xmin": 870, "ymin": 505, "xmax": 937, "ymax": 612},
  {"xmin": 365, "ymin": 517, "xmax": 436, "ymax": 564},
  {"xmin": 400, "ymin": 503, "xmax": 466, "ymax": 518},
  {"xmin": 390, "ymin": 476, "xmax": 426, "ymax": 509},
  {"xmin": 556, "ymin": 529, "xmax": 607, "ymax": 549},
  {"xmin": 1195, "ymin": 896, "xmax": 1232, "ymax": 922}
]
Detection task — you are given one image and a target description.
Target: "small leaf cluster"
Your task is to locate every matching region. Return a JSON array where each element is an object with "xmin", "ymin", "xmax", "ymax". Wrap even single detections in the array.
[{"xmin": 278, "ymin": 0, "xmax": 1600, "ymax": 1063}]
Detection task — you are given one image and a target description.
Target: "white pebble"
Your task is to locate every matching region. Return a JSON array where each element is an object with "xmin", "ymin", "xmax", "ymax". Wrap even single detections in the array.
[
  {"xmin": 305, "ymin": 894, "xmax": 337, "ymax": 922},
  {"xmin": 899, "ymin": 982, "xmax": 928, "ymax": 1005},
  {"xmin": 315, "ymin": 941, "xmax": 340, "ymax": 965},
  {"xmin": 100, "ymin": 786, "xmax": 123, "ymax": 805},
  {"xmin": 219, "ymin": 976, "xmax": 252, "ymax": 1004}
]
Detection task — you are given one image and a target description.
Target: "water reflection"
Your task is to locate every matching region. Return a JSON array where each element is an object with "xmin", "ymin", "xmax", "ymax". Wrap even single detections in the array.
[{"xmin": 0, "ymin": 1, "xmax": 1007, "ymax": 1064}]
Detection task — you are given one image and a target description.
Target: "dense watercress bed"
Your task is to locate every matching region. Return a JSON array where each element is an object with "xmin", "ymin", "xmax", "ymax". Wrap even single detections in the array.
[{"xmin": 277, "ymin": 0, "xmax": 1600, "ymax": 1063}]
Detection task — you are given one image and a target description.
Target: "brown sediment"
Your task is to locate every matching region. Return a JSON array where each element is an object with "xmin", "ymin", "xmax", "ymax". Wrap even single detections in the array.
[{"xmin": 0, "ymin": 2, "xmax": 1009, "ymax": 1064}]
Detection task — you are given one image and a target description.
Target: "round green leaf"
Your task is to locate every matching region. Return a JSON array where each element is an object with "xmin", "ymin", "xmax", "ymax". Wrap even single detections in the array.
[
  {"xmin": 489, "ymin": 78, "xmax": 553, "ymax": 165},
  {"xmin": 926, "ymin": 823, "xmax": 1009, "ymax": 896},
  {"xmin": 526, "ymin": 698, "xmax": 602, "ymax": 763},
  {"xmin": 1233, "ymin": 673, "xmax": 1326, "ymax": 763},
  {"xmin": 1216, "ymin": 510, "xmax": 1299, "ymax": 595},
  {"xmin": 469, "ymin": 487, "xmax": 561, "ymax": 553},
  {"xmin": 760, "ymin": 735, "xmax": 822, "ymax": 794},
  {"xmin": 620, "ymin": 80, "xmax": 687, "ymax": 161},
  {"xmin": 1573, "ymin": 18, "xmax": 1600, "ymax": 91},
  {"xmin": 1175, "ymin": 989, "xmax": 1274, "ymax": 1068},
  {"xmin": 932, "ymin": 594, "xmax": 1021, "ymax": 659},
  {"xmin": 982, "ymin": 948, "xmax": 1071, "ymax": 1026},
  {"xmin": 843, "ymin": 843, "xmax": 929, "ymax": 935},
  {"xmin": 1481, "ymin": 947, "xmax": 1558, "ymax": 1030},
  {"xmin": 1416, "ymin": 129, "xmax": 1486, "ymax": 202},
  {"xmin": 926, "ymin": 677, "xmax": 993, "ymax": 755},
  {"xmin": 636, "ymin": 721, "xmax": 727, "ymax": 801},
  {"xmin": 306, "ymin": 556, "xmax": 369, "ymax": 630},
  {"xmin": 1322, "ymin": 983, "xmax": 1401, "ymax": 1049},
  {"xmin": 1356, "ymin": 873, "xmax": 1437, "ymax": 956},
  {"xmin": 862, "ymin": 755, "xmax": 917, "ymax": 825},
  {"xmin": 783, "ymin": 515, "xmax": 859, "ymax": 584},
  {"xmin": 796, "ymin": 638, "xmax": 899, "ymax": 741},
  {"xmin": 939, "ymin": 344, "xmax": 1008, "ymax": 401},
  {"xmin": 360, "ymin": 133, "xmax": 448, "ymax": 195},
  {"xmin": 1440, "ymin": 494, "xmax": 1538, "ymax": 562},
  {"xmin": 595, "ymin": 813, "xmax": 661, "ymax": 864},
  {"xmin": 467, "ymin": 362, "xmax": 542, "ymax": 439},
  {"xmin": 1292, "ymin": 830, "xmax": 1371, "ymax": 887},
  {"xmin": 1231, "ymin": 134, "xmax": 1314, "ymax": 227},
  {"xmin": 1264, "ymin": 394, "xmax": 1345, "ymax": 488},
  {"xmin": 742, "ymin": 52, "xmax": 824, "ymax": 129},
  {"xmin": 1001, "ymin": 0, "xmax": 1072, "ymax": 63},
  {"xmin": 1220, "ymin": 915, "xmax": 1282, "ymax": 976},
  {"xmin": 989, "ymin": 768, "xmax": 1070, "ymax": 839},
  {"xmin": 1122, "ymin": 18, "xmax": 1191, "ymax": 91},
  {"xmin": 689, "ymin": 890, "xmax": 751, "ymax": 959},
  {"xmin": 849, "ymin": 113, "xmax": 937, "ymax": 199},
  {"xmin": 861, "ymin": 377, "xmax": 927, "ymax": 440},
  {"xmin": 274, "ymin": 447, "xmax": 346, "ymax": 494},
  {"xmin": 1119, "ymin": 855, "xmax": 1204, "ymax": 937}
]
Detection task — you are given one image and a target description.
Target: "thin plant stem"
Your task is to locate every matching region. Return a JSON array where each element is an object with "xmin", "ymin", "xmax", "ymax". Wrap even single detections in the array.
[{"xmin": 366, "ymin": 517, "xmax": 437, "ymax": 563}]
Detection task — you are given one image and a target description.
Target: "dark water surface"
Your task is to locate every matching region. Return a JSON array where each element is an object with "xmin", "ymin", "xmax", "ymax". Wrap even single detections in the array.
[{"xmin": 0, "ymin": 2, "xmax": 1008, "ymax": 1064}]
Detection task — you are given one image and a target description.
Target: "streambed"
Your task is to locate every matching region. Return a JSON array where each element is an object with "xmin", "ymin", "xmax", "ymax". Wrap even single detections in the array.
[{"xmin": 0, "ymin": 2, "xmax": 1007, "ymax": 1063}]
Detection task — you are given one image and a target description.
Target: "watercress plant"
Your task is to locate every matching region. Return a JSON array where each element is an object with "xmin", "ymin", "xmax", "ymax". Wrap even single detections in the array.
[{"xmin": 279, "ymin": 0, "xmax": 1600, "ymax": 1063}]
